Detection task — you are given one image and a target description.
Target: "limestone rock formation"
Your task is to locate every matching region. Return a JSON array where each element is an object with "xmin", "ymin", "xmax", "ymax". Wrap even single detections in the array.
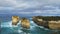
[
  {"xmin": 12, "ymin": 16, "xmax": 19, "ymax": 25},
  {"xmin": 21, "ymin": 18, "xmax": 30, "ymax": 29},
  {"xmin": 32, "ymin": 16, "xmax": 60, "ymax": 30}
]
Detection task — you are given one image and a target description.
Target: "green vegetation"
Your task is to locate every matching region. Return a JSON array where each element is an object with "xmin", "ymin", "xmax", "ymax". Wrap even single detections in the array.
[{"xmin": 33, "ymin": 16, "xmax": 60, "ymax": 21}]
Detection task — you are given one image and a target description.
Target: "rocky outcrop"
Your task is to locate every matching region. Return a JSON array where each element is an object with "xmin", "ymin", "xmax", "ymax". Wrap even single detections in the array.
[
  {"xmin": 21, "ymin": 18, "xmax": 30, "ymax": 29},
  {"xmin": 12, "ymin": 16, "xmax": 19, "ymax": 25}
]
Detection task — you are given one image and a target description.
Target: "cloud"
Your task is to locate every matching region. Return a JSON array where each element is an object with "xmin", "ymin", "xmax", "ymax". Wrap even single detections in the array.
[
  {"xmin": 0, "ymin": 0, "xmax": 42, "ymax": 10},
  {"xmin": 0, "ymin": 0, "xmax": 60, "ymax": 10},
  {"xmin": 0, "ymin": 5, "xmax": 60, "ymax": 16},
  {"xmin": 0, "ymin": 0, "xmax": 60, "ymax": 16},
  {"xmin": 0, "ymin": 0, "xmax": 41, "ymax": 10},
  {"xmin": 0, "ymin": 7, "xmax": 14, "ymax": 10}
]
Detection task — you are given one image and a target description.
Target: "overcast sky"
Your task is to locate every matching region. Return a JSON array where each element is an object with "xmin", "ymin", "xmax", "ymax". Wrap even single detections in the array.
[{"xmin": 0, "ymin": 0, "xmax": 60, "ymax": 16}]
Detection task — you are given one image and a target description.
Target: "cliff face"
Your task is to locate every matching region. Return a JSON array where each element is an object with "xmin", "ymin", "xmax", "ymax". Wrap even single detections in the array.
[
  {"xmin": 12, "ymin": 16, "xmax": 19, "ymax": 25},
  {"xmin": 32, "ymin": 16, "xmax": 49, "ymax": 28},
  {"xmin": 32, "ymin": 16, "xmax": 60, "ymax": 30},
  {"xmin": 48, "ymin": 21, "xmax": 60, "ymax": 30}
]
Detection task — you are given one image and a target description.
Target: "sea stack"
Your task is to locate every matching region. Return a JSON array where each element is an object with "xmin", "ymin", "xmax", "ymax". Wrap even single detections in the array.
[
  {"xmin": 21, "ymin": 18, "xmax": 30, "ymax": 29},
  {"xmin": 32, "ymin": 16, "xmax": 60, "ymax": 30},
  {"xmin": 12, "ymin": 16, "xmax": 19, "ymax": 25}
]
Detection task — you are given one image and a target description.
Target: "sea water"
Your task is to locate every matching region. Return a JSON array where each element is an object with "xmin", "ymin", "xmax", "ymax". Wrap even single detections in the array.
[{"xmin": 0, "ymin": 15, "xmax": 60, "ymax": 34}]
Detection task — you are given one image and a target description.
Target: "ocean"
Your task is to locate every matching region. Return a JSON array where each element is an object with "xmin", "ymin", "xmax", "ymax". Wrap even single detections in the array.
[{"xmin": 0, "ymin": 14, "xmax": 60, "ymax": 34}]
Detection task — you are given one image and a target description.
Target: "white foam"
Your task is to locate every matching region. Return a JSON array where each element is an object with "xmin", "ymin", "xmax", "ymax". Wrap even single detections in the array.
[
  {"xmin": 18, "ymin": 30, "xmax": 23, "ymax": 33},
  {"xmin": 1, "ymin": 21, "xmax": 12, "ymax": 27},
  {"xmin": 30, "ymin": 21, "xmax": 38, "ymax": 26},
  {"xmin": 12, "ymin": 25, "xmax": 18, "ymax": 27},
  {"xmin": 1, "ymin": 21, "xmax": 35, "ymax": 28},
  {"xmin": 17, "ymin": 21, "xmax": 21, "ymax": 25},
  {"xmin": 1, "ymin": 21, "xmax": 21, "ymax": 28},
  {"xmin": 44, "ymin": 28, "xmax": 49, "ymax": 30},
  {"xmin": 39, "ymin": 26, "xmax": 44, "ymax": 28}
]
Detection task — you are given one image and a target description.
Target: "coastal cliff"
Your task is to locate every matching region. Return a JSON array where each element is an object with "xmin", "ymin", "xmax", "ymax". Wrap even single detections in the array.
[{"xmin": 32, "ymin": 16, "xmax": 60, "ymax": 30}]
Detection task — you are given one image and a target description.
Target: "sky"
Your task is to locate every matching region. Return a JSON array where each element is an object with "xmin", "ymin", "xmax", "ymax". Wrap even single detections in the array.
[{"xmin": 0, "ymin": 0, "xmax": 60, "ymax": 16}]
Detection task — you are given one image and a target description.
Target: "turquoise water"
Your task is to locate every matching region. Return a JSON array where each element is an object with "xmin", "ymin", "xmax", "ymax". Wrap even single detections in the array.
[
  {"xmin": 1, "ymin": 17, "xmax": 60, "ymax": 34},
  {"xmin": 1, "ymin": 20, "xmax": 60, "ymax": 34}
]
